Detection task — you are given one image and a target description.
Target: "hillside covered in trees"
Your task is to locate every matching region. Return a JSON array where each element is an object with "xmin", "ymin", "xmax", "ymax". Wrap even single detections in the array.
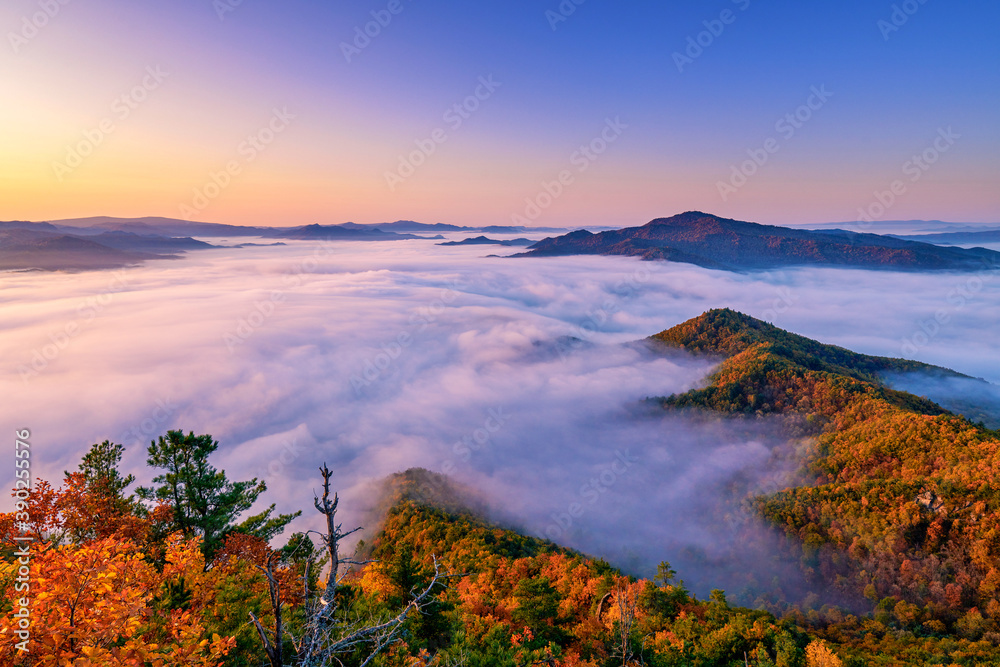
[
  {"xmin": 3, "ymin": 310, "xmax": 1000, "ymax": 666},
  {"xmin": 651, "ymin": 309, "xmax": 1000, "ymax": 655}
]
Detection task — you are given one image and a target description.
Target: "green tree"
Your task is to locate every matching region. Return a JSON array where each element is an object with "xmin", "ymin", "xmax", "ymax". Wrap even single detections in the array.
[
  {"xmin": 655, "ymin": 561, "xmax": 677, "ymax": 586},
  {"xmin": 73, "ymin": 440, "xmax": 136, "ymax": 498},
  {"xmin": 137, "ymin": 430, "xmax": 299, "ymax": 559},
  {"xmin": 60, "ymin": 440, "xmax": 148, "ymax": 544},
  {"xmin": 512, "ymin": 576, "xmax": 566, "ymax": 647}
]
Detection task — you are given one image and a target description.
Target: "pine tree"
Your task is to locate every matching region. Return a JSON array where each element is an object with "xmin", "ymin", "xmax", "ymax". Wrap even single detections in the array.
[{"xmin": 137, "ymin": 430, "xmax": 299, "ymax": 559}]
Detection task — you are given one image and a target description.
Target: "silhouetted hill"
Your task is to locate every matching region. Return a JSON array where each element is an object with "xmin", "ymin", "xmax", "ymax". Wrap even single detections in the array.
[
  {"xmin": 87, "ymin": 231, "xmax": 215, "ymax": 253},
  {"xmin": 46, "ymin": 216, "xmax": 273, "ymax": 237},
  {"xmin": 0, "ymin": 227, "xmax": 219, "ymax": 271},
  {"xmin": 516, "ymin": 211, "xmax": 1000, "ymax": 271},
  {"xmin": 437, "ymin": 236, "xmax": 533, "ymax": 247},
  {"xmin": 272, "ymin": 224, "xmax": 439, "ymax": 241},
  {"xmin": 374, "ymin": 220, "xmax": 466, "ymax": 232},
  {"xmin": 0, "ymin": 229, "xmax": 164, "ymax": 270},
  {"xmin": 894, "ymin": 230, "xmax": 1000, "ymax": 245},
  {"xmin": 0, "ymin": 220, "xmax": 63, "ymax": 233}
]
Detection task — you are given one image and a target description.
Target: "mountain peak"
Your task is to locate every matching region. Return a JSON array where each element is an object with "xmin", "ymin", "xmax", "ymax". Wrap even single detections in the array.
[
  {"xmin": 516, "ymin": 212, "xmax": 1000, "ymax": 271},
  {"xmin": 646, "ymin": 211, "xmax": 726, "ymax": 225},
  {"xmin": 652, "ymin": 308, "xmax": 789, "ymax": 356},
  {"xmin": 652, "ymin": 308, "xmax": 959, "ymax": 382}
]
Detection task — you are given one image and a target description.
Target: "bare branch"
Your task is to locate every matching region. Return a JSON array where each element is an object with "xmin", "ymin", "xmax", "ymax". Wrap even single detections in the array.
[
  {"xmin": 248, "ymin": 466, "xmax": 462, "ymax": 667},
  {"xmin": 312, "ymin": 463, "xmax": 364, "ymax": 608},
  {"xmin": 250, "ymin": 552, "xmax": 284, "ymax": 667},
  {"xmin": 614, "ymin": 583, "xmax": 637, "ymax": 667}
]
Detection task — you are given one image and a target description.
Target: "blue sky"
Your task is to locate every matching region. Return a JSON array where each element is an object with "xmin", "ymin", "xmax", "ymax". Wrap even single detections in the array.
[{"xmin": 2, "ymin": 0, "xmax": 998, "ymax": 225}]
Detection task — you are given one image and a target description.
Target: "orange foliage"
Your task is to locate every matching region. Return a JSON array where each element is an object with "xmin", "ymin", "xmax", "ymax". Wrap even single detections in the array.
[
  {"xmin": 213, "ymin": 532, "xmax": 305, "ymax": 608},
  {"xmin": 0, "ymin": 534, "xmax": 233, "ymax": 666},
  {"xmin": 0, "ymin": 475, "xmax": 172, "ymax": 548}
]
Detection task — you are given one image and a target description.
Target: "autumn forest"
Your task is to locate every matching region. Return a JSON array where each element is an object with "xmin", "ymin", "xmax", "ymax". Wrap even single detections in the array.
[{"xmin": 4, "ymin": 309, "xmax": 1000, "ymax": 666}]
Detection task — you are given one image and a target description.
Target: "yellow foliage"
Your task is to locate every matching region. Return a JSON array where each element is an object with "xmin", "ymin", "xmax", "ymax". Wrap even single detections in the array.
[{"xmin": 805, "ymin": 639, "xmax": 843, "ymax": 667}]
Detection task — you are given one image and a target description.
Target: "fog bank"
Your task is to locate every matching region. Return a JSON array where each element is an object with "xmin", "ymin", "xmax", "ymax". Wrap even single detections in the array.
[{"xmin": 3, "ymin": 236, "xmax": 998, "ymax": 598}]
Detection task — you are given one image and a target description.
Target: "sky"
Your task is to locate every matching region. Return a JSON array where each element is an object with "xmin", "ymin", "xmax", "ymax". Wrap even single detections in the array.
[{"xmin": 2, "ymin": 0, "xmax": 998, "ymax": 227}]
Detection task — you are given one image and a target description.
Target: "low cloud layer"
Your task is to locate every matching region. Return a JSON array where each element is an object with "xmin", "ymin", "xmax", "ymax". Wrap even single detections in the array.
[
  {"xmin": 3, "ymin": 237, "xmax": 999, "ymax": 598},
  {"xmin": 885, "ymin": 372, "xmax": 1000, "ymax": 430}
]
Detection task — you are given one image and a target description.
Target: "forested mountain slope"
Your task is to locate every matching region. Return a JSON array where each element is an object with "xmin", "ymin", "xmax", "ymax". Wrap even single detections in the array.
[{"xmin": 651, "ymin": 309, "xmax": 1000, "ymax": 644}]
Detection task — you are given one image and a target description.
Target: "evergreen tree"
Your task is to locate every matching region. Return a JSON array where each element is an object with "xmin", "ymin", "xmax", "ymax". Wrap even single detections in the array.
[
  {"xmin": 73, "ymin": 440, "xmax": 135, "ymax": 499},
  {"xmin": 137, "ymin": 430, "xmax": 299, "ymax": 559}
]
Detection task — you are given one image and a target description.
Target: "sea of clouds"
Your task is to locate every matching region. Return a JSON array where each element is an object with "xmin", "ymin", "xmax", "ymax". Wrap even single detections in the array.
[{"xmin": 3, "ymin": 235, "xmax": 999, "ymax": 597}]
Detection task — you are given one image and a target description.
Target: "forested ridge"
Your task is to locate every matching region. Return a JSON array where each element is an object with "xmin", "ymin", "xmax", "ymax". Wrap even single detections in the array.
[
  {"xmin": 516, "ymin": 212, "xmax": 1000, "ymax": 272},
  {"xmin": 651, "ymin": 309, "xmax": 1000, "ymax": 661}
]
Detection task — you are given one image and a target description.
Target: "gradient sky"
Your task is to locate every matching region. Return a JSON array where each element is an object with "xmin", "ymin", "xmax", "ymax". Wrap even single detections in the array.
[{"xmin": 2, "ymin": 0, "xmax": 998, "ymax": 227}]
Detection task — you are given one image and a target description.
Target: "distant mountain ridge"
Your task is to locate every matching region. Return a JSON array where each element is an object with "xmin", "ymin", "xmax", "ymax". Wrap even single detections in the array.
[
  {"xmin": 516, "ymin": 211, "xmax": 1000, "ymax": 271},
  {"xmin": 436, "ymin": 236, "xmax": 533, "ymax": 247},
  {"xmin": 807, "ymin": 219, "xmax": 1000, "ymax": 235},
  {"xmin": 45, "ymin": 216, "xmax": 570, "ymax": 237},
  {"xmin": 0, "ymin": 221, "xmax": 220, "ymax": 271},
  {"xmin": 270, "ymin": 224, "xmax": 441, "ymax": 241},
  {"xmin": 893, "ymin": 230, "xmax": 1000, "ymax": 245},
  {"xmin": 43, "ymin": 216, "xmax": 273, "ymax": 238},
  {"xmin": 2, "ymin": 217, "xmax": 544, "ymax": 271},
  {"xmin": 0, "ymin": 228, "xmax": 166, "ymax": 271}
]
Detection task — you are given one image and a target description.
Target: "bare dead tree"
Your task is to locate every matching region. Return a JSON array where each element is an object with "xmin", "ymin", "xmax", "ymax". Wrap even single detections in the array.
[
  {"xmin": 293, "ymin": 563, "xmax": 445, "ymax": 667},
  {"xmin": 313, "ymin": 463, "xmax": 363, "ymax": 607},
  {"xmin": 614, "ymin": 583, "xmax": 637, "ymax": 667},
  {"xmin": 249, "ymin": 551, "xmax": 284, "ymax": 667},
  {"xmin": 248, "ymin": 463, "xmax": 458, "ymax": 667},
  {"xmin": 595, "ymin": 591, "xmax": 613, "ymax": 620}
]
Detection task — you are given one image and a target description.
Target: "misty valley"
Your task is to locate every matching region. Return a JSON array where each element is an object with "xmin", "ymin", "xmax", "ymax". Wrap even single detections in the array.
[{"xmin": 3, "ymin": 216, "xmax": 1000, "ymax": 666}]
